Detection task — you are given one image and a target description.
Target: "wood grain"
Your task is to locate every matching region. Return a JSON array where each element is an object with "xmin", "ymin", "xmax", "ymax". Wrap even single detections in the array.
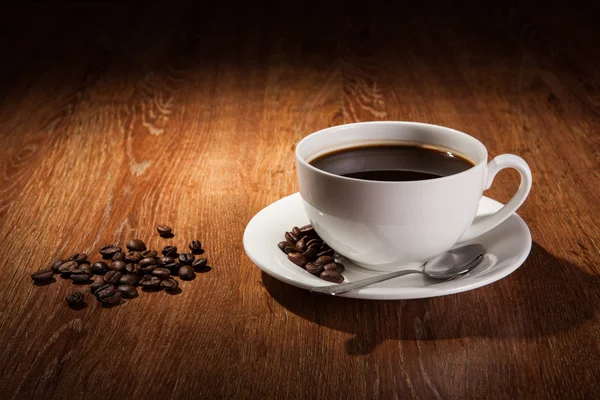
[{"xmin": 1, "ymin": 1, "xmax": 599, "ymax": 399}]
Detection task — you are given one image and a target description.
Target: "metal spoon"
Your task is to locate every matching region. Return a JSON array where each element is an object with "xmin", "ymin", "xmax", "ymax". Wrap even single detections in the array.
[{"xmin": 310, "ymin": 244, "xmax": 485, "ymax": 296}]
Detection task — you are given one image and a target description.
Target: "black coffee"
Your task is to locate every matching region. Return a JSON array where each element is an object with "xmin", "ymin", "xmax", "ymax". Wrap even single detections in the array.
[{"xmin": 309, "ymin": 144, "xmax": 474, "ymax": 181}]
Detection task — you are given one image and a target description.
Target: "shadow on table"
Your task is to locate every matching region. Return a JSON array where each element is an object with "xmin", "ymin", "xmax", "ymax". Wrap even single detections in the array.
[{"xmin": 262, "ymin": 242, "xmax": 600, "ymax": 355}]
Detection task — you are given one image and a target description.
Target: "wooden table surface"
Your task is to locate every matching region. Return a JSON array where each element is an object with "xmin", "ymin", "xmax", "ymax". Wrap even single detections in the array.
[{"xmin": 1, "ymin": 1, "xmax": 599, "ymax": 399}]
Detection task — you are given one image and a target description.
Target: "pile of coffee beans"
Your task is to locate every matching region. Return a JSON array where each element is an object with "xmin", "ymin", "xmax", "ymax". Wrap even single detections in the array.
[
  {"xmin": 31, "ymin": 225, "xmax": 211, "ymax": 308},
  {"xmin": 278, "ymin": 225, "xmax": 345, "ymax": 283}
]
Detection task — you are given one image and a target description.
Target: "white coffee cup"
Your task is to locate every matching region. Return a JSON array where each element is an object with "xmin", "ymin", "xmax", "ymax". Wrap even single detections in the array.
[{"xmin": 295, "ymin": 121, "xmax": 532, "ymax": 271}]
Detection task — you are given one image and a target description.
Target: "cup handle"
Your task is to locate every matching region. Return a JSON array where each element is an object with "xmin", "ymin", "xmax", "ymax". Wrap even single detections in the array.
[{"xmin": 459, "ymin": 154, "xmax": 532, "ymax": 242}]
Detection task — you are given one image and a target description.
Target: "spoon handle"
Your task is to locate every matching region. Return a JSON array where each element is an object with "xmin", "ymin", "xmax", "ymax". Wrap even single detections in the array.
[{"xmin": 310, "ymin": 269, "xmax": 423, "ymax": 295}]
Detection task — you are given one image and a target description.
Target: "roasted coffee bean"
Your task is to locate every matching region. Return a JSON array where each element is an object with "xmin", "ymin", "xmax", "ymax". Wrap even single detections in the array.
[
  {"xmin": 315, "ymin": 256, "xmax": 334, "ymax": 266},
  {"xmin": 152, "ymin": 268, "xmax": 171, "ymax": 280},
  {"xmin": 157, "ymin": 224, "xmax": 173, "ymax": 237},
  {"xmin": 285, "ymin": 231, "xmax": 299, "ymax": 243},
  {"xmin": 295, "ymin": 238, "xmax": 306, "ymax": 251},
  {"xmin": 125, "ymin": 263, "xmax": 141, "ymax": 275},
  {"xmin": 79, "ymin": 263, "xmax": 92, "ymax": 274},
  {"xmin": 161, "ymin": 278, "xmax": 179, "ymax": 290},
  {"xmin": 317, "ymin": 249, "xmax": 334, "ymax": 257},
  {"xmin": 99, "ymin": 245, "xmax": 121, "ymax": 259},
  {"xmin": 141, "ymin": 250, "xmax": 157, "ymax": 258},
  {"xmin": 112, "ymin": 251, "xmax": 126, "ymax": 262},
  {"xmin": 70, "ymin": 269, "xmax": 92, "ymax": 283},
  {"xmin": 91, "ymin": 261, "xmax": 109, "ymax": 275},
  {"xmin": 278, "ymin": 241, "xmax": 295, "ymax": 253},
  {"xmin": 125, "ymin": 251, "xmax": 143, "ymax": 263},
  {"xmin": 299, "ymin": 224, "xmax": 315, "ymax": 235},
  {"xmin": 119, "ymin": 274, "xmax": 139, "ymax": 286},
  {"xmin": 49, "ymin": 259, "xmax": 65, "ymax": 273},
  {"xmin": 158, "ymin": 256, "xmax": 174, "ymax": 265},
  {"xmin": 117, "ymin": 284, "xmax": 138, "ymax": 298},
  {"xmin": 91, "ymin": 281, "xmax": 107, "ymax": 294},
  {"xmin": 189, "ymin": 240, "xmax": 203, "ymax": 254},
  {"xmin": 178, "ymin": 265, "xmax": 195, "ymax": 280},
  {"xmin": 192, "ymin": 258, "xmax": 208, "ymax": 269},
  {"xmin": 162, "ymin": 246, "xmax": 178, "ymax": 257},
  {"xmin": 67, "ymin": 252, "xmax": 79, "ymax": 261},
  {"xmin": 323, "ymin": 262, "xmax": 344, "ymax": 273},
  {"xmin": 307, "ymin": 243, "xmax": 321, "ymax": 251},
  {"xmin": 306, "ymin": 238, "xmax": 321, "ymax": 248},
  {"xmin": 303, "ymin": 248, "xmax": 319, "ymax": 262},
  {"xmin": 140, "ymin": 275, "xmax": 161, "ymax": 288},
  {"xmin": 31, "ymin": 268, "xmax": 54, "ymax": 282},
  {"xmin": 284, "ymin": 246, "xmax": 301, "ymax": 254},
  {"xmin": 103, "ymin": 270, "xmax": 123, "ymax": 285},
  {"xmin": 66, "ymin": 292, "xmax": 85, "ymax": 306},
  {"xmin": 139, "ymin": 257, "xmax": 157, "ymax": 268},
  {"xmin": 58, "ymin": 260, "xmax": 78, "ymax": 275},
  {"xmin": 291, "ymin": 226, "xmax": 302, "ymax": 236},
  {"xmin": 178, "ymin": 253, "xmax": 194, "ymax": 265},
  {"xmin": 306, "ymin": 262, "xmax": 324, "ymax": 275},
  {"xmin": 126, "ymin": 239, "xmax": 146, "ymax": 252},
  {"xmin": 320, "ymin": 270, "xmax": 344, "ymax": 283},
  {"xmin": 110, "ymin": 260, "xmax": 126, "ymax": 272},
  {"xmin": 75, "ymin": 253, "xmax": 88, "ymax": 264},
  {"xmin": 96, "ymin": 284, "xmax": 121, "ymax": 305},
  {"xmin": 164, "ymin": 262, "xmax": 180, "ymax": 275},
  {"xmin": 140, "ymin": 264, "xmax": 156, "ymax": 274},
  {"xmin": 288, "ymin": 252, "xmax": 307, "ymax": 268}
]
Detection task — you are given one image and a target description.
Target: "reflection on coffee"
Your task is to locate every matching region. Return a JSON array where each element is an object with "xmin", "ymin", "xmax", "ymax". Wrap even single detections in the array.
[{"xmin": 309, "ymin": 144, "xmax": 474, "ymax": 181}]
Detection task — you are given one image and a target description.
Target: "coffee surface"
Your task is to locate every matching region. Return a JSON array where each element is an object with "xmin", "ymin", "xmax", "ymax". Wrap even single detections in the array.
[{"xmin": 309, "ymin": 144, "xmax": 474, "ymax": 181}]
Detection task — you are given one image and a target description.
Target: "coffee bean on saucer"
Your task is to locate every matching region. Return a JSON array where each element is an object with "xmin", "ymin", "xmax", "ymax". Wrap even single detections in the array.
[
  {"xmin": 117, "ymin": 284, "xmax": 138, "ymax": 298},
  {"xmin": 110, "ymin": 260, "xmax": 126, "ymax": 272},
  {"xmin": 58, "ymin": 260, "xmax": 78, "ymax": 275},
  {"xmin": 189, "ymin": 240, "xmax": 203, "ymax": 254},
  {"xmin": 119, "ymin": 274, "xmax": 139, "ymax": 286},
  {"xmin": 126, "ymin": 239, "xmax": 146, "ymax": 252},
  {"xmin": 288, "ymin": 252, "xmax": 307, "ymax": 268},
  {"xmin": 125, "ymin": 263, "xmax": 141, "ymax": 275},
  {"xmin": 99, "ymin": 245, "xmax": 121, "ymax": 259},
  {"xmin": 104, "ymin": 270, "xmax": 123, "ymax": 285},
  {"xmin": 323, "ymin": 262, "xmax": 344, "ymax": 273},
  {"xmin": 284, "ymin": 246, "xmax": 301, "ymax": 254},
  {"xmin": 112, "ymin": 251, "xmax": 126, "ymax": 262},
  {"xmin": 318, "ymin": 249, "xmax": 334, "ymax": 257},
  {"xmin": 178, "ymin": 265, "xmax": 195, "ymax": 280},
  {"xmin": 157, "ymin": 224, "xmax": 173, "ymax": 237},
  {"xmin": 66, "ymin": 292, "xmax": 85, "ymax": 306},
  {"xmin": 96, "ymin": 284, "xmax": 121, "ymax": 305},
  {"xmin": 299, "ymin": 225, "xmax": 315, "ymax": 235},
  {"xmin": 49, "ymin": 259, "xmax": 65, "ymax": 273},
  {"xmin": 162, "ymin": 246, "xmax": 178, "ymax": 257},
  {"xmin": 161, "ymin": 278, "xmax": 179, "ymax": 291},
  {"xmin": 285, "ymin": 232, "xmax": 299, "ymax": 243},
  {"xmin": 315, "ymin": 256, "xmax": 334, "ymax": 266},
  {"xmin": 295, "ymin": 238, "xmax": 306, "ymax": 251},
  {"xmin": 141, "ymin": 250, "xmax": 157, "ymax": 258},
  {"xmin": 192, "ymin": 258, "xmax": 207, "ymax": 270},
  {"xmin": 91, "ymin": 261, "xmax": 109, "ymax": 275},
  {"xmin": 31, "ymin": 268, "xmax": 54, "ymax": 282},
  {"xmin": 278, "ymin": 241, "xmax": 295, "ymax": 253},
  {"xmin": 303, "ymin": 248, "xmax": 319, "ymax": 262},
  {"xmin": 125, "ymin": 251, "xmax": 143, "ymax": 263},
  {"xmin": 291, "ymin": 226, "xmax": 302, "ymax": 236},
  {"xmin": 178, "ymin": 253, "xmax": 194, "ymax": 265},
  {"xmin": 306, "ymin": 238, "xmax": 321, "ymax": 248},
  {"xmin": 70, "ymin": 268, "xmax": 93, "ymax": 282},
  {"xmin": 306, "ymin": 262, "xmax": 324, "ymax": 275},
  {"xmin": 320, "ymin": 270, "xmax": 344, "ymax": 283},
  {"xmin": 152, "ymin": 268, "xmax": 171, "ymax": 280}
]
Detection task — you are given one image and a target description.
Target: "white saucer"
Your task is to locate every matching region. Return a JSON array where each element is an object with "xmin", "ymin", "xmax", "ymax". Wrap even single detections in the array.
[{"xmin": 243, "ymin": 193, "xmax": 532, "ymax": 300}]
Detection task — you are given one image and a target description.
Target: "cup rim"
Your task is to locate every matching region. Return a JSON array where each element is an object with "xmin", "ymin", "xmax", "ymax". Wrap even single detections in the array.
[{"xmin": 295, "ymin": 121, "xmax": 488, "ymax": 184}]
